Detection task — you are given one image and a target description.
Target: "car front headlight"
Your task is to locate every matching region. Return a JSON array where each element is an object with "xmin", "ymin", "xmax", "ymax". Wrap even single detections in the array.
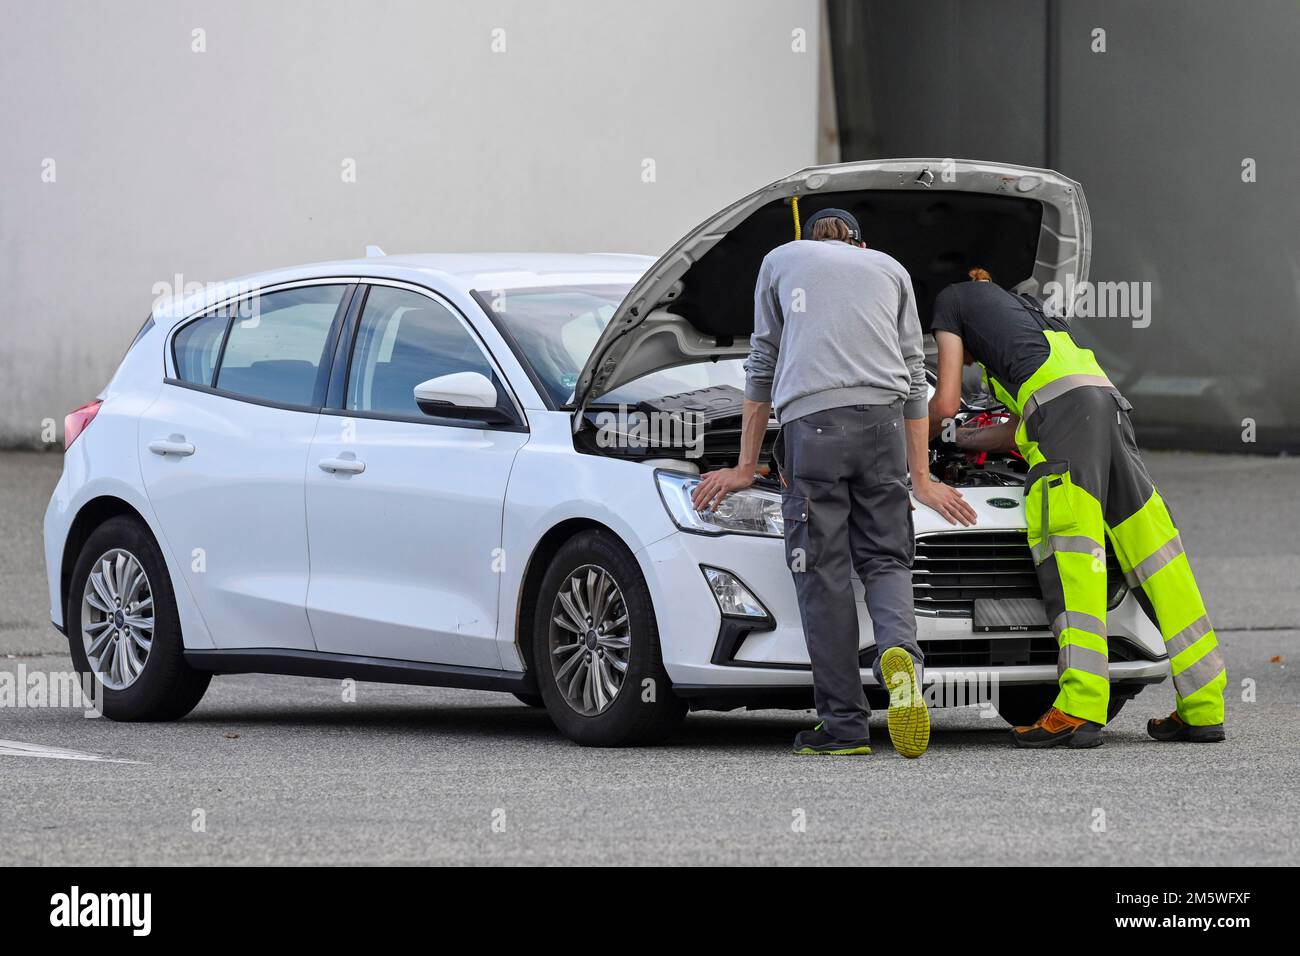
[{"xmin": 655, "ymin": 470, "xmax": 784, "ymax": 537}]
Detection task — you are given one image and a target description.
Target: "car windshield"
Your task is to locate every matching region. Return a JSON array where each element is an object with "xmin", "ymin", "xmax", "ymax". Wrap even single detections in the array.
[{"xmin": 481, "ymin": 284, "xmax": 745, "ymax": 406}]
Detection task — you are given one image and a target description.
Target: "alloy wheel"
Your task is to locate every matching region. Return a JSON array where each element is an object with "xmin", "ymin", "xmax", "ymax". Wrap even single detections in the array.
[
  {"xmin": 81, "ymin": 548, "xmax": 154, "ymax": 690},
  {"xmin": 547, "ymin": 564, "xmax": 631, "ymax": 716}
]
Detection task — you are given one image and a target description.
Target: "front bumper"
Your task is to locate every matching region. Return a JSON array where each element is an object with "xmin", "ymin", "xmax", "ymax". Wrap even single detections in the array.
[{"xmin": 636, "ymin": 516, "xmax": 1169, "ymax": 695}]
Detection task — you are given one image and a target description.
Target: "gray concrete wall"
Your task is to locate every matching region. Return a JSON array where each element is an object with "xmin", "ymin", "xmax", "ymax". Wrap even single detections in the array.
[
  {"xmin": 1055, "ymin": 0, "xmax": 1300, "ymax": 450},
  {"xmin": 0, "ymin": 0, "xmax": 822, "ymax": 446},
  {"xmin": 829, "ymin": 0, "xmax": 1300, "ymax": 450},
  {"xmin": 828, "ymin": 0, "xmax": 1049, "ymax": 168}
]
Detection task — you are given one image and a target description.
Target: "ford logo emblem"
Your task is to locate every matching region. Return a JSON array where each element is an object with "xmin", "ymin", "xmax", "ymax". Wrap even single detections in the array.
[{"xmin": 987, "ymin": 497, "xmax": 1019, "ymax": 509}]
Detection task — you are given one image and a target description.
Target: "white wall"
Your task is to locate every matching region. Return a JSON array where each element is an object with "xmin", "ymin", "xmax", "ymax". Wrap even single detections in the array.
[{"xmin": 0, "ymin": 0, "xmax": 821, "ymax": 445}]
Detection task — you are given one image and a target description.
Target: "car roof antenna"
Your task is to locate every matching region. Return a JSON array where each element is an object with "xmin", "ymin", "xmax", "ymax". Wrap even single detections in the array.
[{"xmin": 365, "ymin": 245, "xmax": 386, "ymax": 257}]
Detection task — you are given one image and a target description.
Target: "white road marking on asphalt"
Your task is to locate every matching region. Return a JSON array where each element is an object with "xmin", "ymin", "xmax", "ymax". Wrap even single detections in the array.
[{"xmin": 0, "ymin": 739, "xmax": 142, "ymax": 764}]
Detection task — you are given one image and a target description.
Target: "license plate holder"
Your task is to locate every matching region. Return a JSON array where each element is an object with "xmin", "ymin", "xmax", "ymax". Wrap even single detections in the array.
[{"xmin": 972, "ymin": 598, "xmax": 1050, "ymax": 632}]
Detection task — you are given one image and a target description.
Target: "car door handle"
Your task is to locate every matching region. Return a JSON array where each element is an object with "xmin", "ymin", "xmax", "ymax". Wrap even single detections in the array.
[
  {"xmin": 318, "ymin": 456, "xmax": 365, "ymax": 475},
  {"xmin": 148, "ymin": 438, "xmax": 195, "ymax": 457}
]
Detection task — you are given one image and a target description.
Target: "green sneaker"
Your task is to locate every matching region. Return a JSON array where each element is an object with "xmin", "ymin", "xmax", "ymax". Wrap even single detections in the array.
[
  {"xmin": 880, "ymin": 647, "xmax": 930, "ymax": 758},
  {"xmin": 792, "ymin": 726, "xmax": 872, "ymax": 755}
]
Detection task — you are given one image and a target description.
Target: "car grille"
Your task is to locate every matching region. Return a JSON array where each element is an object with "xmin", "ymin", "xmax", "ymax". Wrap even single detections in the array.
[{"xmin": 912, "ymin": 530, "xmax": 1124, "ymax": 617}]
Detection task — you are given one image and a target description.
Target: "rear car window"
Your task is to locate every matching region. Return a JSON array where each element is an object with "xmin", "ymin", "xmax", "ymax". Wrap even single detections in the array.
[
  {"xmin": 214, "ymin": 286, "xmax": 345, "ymax": 406},
  {"xmin": 172, "ymin": 312, "xmax": 227, "ymax": 386}
]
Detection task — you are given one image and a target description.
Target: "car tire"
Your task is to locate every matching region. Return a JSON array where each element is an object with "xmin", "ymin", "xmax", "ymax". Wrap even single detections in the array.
[
  {"xmin": 532, "ymin": 529, "xmax": 686, "ymax": 746},
  {"xmin": 66, "ymin": 515, "xmax": 210, "ymax": 721},
  {"xmin": 994, "ymin": 684, "xmax": 1133, "ymax": 728}
]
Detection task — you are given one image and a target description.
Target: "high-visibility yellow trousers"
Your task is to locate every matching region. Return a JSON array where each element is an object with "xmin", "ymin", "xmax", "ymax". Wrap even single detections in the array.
[{"xmin": 1021, "ymin": 387, "xmax": 1227, "ymax": 726}]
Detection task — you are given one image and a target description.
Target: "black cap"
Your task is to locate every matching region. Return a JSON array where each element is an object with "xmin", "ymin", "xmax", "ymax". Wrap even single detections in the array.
[{"xmin": 803, "ymin": 207, "xmax": 861, "ymax": 240}]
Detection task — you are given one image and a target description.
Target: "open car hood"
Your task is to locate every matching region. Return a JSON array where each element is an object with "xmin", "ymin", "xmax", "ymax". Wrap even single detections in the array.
[{"xmin": 573, "ymin": 158, "xmax": 1090, "ymax": 420}]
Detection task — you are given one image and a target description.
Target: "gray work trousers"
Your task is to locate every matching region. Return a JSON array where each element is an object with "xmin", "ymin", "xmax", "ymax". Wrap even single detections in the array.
[{"xmin": 778, "ymin": 402, "xmax": 922, "ymax": 741}]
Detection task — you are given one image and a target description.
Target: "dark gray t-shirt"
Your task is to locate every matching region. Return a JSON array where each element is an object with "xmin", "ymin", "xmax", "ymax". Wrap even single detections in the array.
[{"xmin": 930, "ymin": 281, "xmax": 1069, "ymax": 395}]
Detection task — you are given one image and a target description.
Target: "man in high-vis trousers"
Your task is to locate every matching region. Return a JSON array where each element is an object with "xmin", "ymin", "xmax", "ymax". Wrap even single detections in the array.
[{"xmin": 928, "ymin": 269, "xmax": 1227, "ymax": 748}]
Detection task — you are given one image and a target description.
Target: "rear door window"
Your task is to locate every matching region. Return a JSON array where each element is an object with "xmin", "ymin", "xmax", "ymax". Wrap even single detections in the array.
[
  {"xmin": 172, "ymin": 312, "xmax": 227, "ymax": 386},
  {"xmin": 214, "ymin": 285, "xmax": 346, "ymax": 407}
]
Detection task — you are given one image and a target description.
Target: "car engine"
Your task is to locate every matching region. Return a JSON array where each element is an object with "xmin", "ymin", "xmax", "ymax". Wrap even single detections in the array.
[
  {"xmin": 580, "ymin": 383, "xmax": 1028, "ymax": 490},
  {"xmin": 930, "ymin": 408, "xmax": 1028, "ymax": 487}
]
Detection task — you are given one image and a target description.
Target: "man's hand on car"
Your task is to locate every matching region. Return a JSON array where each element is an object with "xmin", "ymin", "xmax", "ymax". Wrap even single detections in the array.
[
  {"xmin": 913, "ymin": 477, "xmax": 977, "ymax": 526},
  {"xmin": 691, "ymin": 466, "xmax": 755, "ymax": 511}
]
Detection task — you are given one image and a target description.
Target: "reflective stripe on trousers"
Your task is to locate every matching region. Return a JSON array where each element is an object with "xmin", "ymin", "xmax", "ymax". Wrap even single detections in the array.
[
  {"xmin": 1021, "ymin": 373, "xmax": 1116, "ymax": 425},
  {"xmin": 1107, "ymin": 494, "xmax": 1227, "ymax": 722},
  {"xmin": 1027, "ymin": 461, "xmax": 1112, "ymax": 725}
]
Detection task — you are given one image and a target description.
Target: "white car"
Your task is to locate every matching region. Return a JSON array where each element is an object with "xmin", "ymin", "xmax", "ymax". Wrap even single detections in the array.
[{"xmin": 44, "ymin": 158, "xmax": 1168, "ymax": 746}]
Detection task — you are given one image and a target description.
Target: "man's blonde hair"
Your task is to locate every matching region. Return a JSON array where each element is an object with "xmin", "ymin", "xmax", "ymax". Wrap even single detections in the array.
[{"xmin": 811, "ymin": 217, "xmax": 853, "ymax": 242}]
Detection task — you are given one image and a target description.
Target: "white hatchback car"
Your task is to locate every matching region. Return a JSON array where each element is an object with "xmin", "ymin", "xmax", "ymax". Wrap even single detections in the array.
[{"xmin": 45, "ymin": 159, "xmax": 1168, "ymax": 745}]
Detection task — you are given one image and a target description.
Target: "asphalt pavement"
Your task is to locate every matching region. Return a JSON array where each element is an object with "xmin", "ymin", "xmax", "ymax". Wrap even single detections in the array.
[{"xmin": 2, "ymin": 450, "xmax": 1297, "ymax": 865}]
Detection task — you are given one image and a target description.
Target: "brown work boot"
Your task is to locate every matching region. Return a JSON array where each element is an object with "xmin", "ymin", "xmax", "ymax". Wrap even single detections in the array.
[
  {"xmin": 1147, "ymin": 711, "xmax": 1226, "ymax": 743},
  {"xmin": 1011, "ymin": 706, "xmax": 1104, "ymax": 749}
]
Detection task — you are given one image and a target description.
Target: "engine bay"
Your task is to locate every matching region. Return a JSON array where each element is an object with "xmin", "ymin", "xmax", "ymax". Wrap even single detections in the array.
[
  {"xmin": 578, "ymin": 383, "xmax": 1028, "ymax": 490},
  {"xmin": 930, "ymin": 407, "xmax": 1028, "ymax": 487}
]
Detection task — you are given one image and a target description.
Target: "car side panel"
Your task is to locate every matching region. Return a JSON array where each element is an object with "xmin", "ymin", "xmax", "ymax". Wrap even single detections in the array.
[
  {"xmin": 495, "ymin": 411, "xmax": 678, "ymax": 671},
  {"xmin": 305, "ymin": 414, "xmax": 528, "ymax": 668},
  {"xmin": 138, "ymin": 386, "xmax": 321, "ymax": 651},
  {"xmin": 43, "ymin": 340, "xmax": 216, "ymax": 650}
]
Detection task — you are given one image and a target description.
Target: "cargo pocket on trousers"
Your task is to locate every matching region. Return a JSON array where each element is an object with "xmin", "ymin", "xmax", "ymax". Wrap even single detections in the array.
[
  {"xmin": 1025, "ymin": 460, "xmax": 1078, "ymax": 562},
  {"xmin": 787, "ymin": 416, "xmax": 849, "ymax": 483},
  {"xmin": 782, "ymin": 494, "xmax": 813, "ymax": 572}
]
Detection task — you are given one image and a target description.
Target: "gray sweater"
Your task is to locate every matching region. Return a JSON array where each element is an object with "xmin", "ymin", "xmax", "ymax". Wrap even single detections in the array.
[{"xmin": 744, "ymin": 240, "xmax": 928, "ymax": 423}]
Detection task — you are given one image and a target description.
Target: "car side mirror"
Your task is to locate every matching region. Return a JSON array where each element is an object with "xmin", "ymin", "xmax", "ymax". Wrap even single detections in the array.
[{"xmin": 413, "ymin": 372, "xmax": 516, "ymax": 425}]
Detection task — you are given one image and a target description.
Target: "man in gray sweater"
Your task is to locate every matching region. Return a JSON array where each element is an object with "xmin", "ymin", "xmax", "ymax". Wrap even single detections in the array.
[{"xmin": 692, "ymin": 208, "xmax": 975, "ymax": 757}]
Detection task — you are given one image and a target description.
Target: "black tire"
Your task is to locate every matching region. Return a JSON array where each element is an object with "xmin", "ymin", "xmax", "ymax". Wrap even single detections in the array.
[
  {"xmin": 532, "ymin": 530, "xmax": 686, "ymax": 746},
  {"xmin": 512, "ymin": 691, "xmax": 545, "ymax": 708},
  {"xmin": 66, "ymin": 515, "xmax": 210, "ymax": 721},
  {"xmin": 995, "ymin": 684, "xmax": 1132, "ymax": 728}
]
